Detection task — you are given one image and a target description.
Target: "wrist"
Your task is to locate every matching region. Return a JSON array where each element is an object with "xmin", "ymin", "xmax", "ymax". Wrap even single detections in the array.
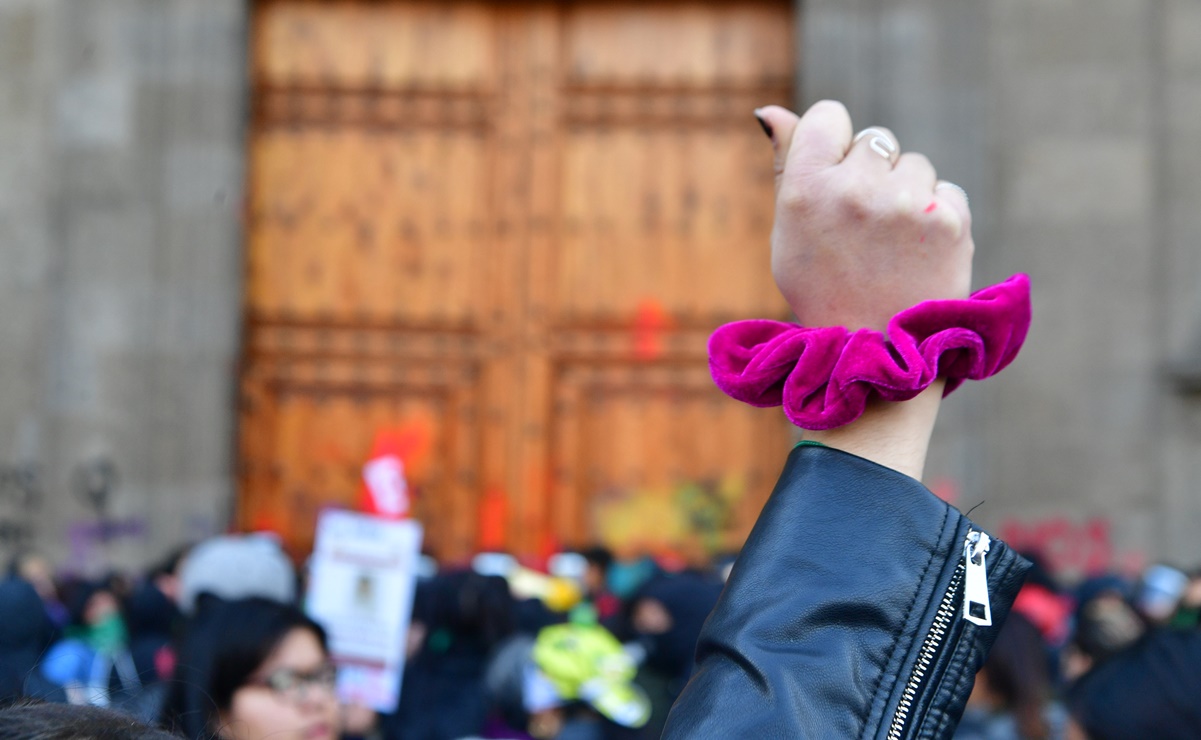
[{"xmin": 803, "ymin": 381, "xmax": 943, "ymax": 480}]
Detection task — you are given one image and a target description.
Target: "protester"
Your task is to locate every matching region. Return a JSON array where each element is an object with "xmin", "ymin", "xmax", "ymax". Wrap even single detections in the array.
[
  {"xmin": 524, "ymin": 621, "xmax": 650, "ymax": 739},
  {"xmin": 482, "ymin": 631, "xmax": 538, "ymax": 738},
  {"xmin": 1065, "ymin": 629, "xmax": 1201, "ymax": 738},
  {"xmin": 382, "ymin": 570, "xmax": 516, "ymax": 740},
  {"xmin": 147, "ymin": 546, "xmax": 191, "ymax": 612},
  {"xmin": 1061, "ymin": 592, "xmax": 1144, "ymax": 682},
  {"xmin": 176, "ymin": 534, "xmax": 296, "ymax": 615},
  {"xmin": 1059, "ymin": 569, "xmax": 1201, "ymax": 738},
  {"xmin": 40, "ymin": 578, "xmax": 142, "ymax": 708},
  {"xmin": 659, "ymin": 100, "xmax": 1201, "ymax": 739},
  {"xmin": 124, "ymin": 581, "xmax": 180, "ymax": 686},
  {"xmin": 161, "ymin": 597, "xmax": 339, "ymax": 740},
  {"xmin": 617, "ymin": 571, "xmax": 721, "ymax": 738},
  {"xmin": 661, "ymin": 100, "xmax": 1032, "ymax": 737},
  {"xmin": 1170, "ymin": 567, "xmax": 1201, "ymax": 630},
  {"xmin": 1010, "ymin": 554, "xmax": 1073, "ymax": 651},
  {"xmin": 0, "ymin": 578, "xmax": 65, "ymax": 705},
  {"xmin": 0, "ymin": 702, "xmax": 180, "ymax": 740},
  {"xmin": 578, "ymin": 547, "xmax": 620, "ymax": 622},
  {"xmin": 8, "ymin": 551, "xmax": 70, "ymax": 630},
  {"xmin": 955, "ymin": 612, "xmax": 1065, "ymax": 740},
  {"xmin": 1133, "ymin": 563, "xmax": 1188, "ymax": 626}
]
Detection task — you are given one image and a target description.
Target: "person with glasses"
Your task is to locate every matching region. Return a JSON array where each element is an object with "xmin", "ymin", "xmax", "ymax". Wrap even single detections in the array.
[{"xmin": 161, "ymin": 597, "xmax": 339, "ymax": 740}]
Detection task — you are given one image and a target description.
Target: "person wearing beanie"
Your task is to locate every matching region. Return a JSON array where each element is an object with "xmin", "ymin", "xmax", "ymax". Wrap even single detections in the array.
[{"xmin": 176, "ymin": 534, "xmax": 297, "ymax": 614}]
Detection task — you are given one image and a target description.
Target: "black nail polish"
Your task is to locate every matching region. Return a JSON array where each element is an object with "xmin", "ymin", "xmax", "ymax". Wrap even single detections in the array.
[{"xmin": 754, "ymin": 112, "xmax": 773, "ymax": 140}]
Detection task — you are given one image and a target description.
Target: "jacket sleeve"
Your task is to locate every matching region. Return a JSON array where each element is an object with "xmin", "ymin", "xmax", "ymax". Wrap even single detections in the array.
[{"xmin": 662, "ymin": 445, "xmax": 1029, "ymax": 739}]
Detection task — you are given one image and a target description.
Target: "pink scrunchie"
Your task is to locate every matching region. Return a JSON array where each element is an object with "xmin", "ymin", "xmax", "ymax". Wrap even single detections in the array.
[{"xmin": 708, "ymin": 274, "xmax": 1032, "ymax": 430}]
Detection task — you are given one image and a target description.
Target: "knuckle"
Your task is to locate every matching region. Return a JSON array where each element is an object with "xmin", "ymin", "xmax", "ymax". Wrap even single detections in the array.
[
  {"xmin": 777, "ymin": 182, "xmax": 812, "ymax": 212},
  {"xmin": 828, "ymin": 175, "xmax": 875, "ymax": 217},
  {"xmin": 837, "ymin": 191, "xmax": 874, "ymax": 221},
  {"xmin": 906, "ymin": 152, "xmax": 932, "ymax": 169},
  {"xmin": 933, "ymin": 208, "xmax": 968, "ymax": 240},
  {"xmin": 779, "ymin": 173, "xmax": 844, "ymax": 215}
]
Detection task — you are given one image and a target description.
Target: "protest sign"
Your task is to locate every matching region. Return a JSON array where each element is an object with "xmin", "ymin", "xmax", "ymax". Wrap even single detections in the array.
[{"xmin": 307, "ymin": 509, "xmax": 423, "ymax": 712}]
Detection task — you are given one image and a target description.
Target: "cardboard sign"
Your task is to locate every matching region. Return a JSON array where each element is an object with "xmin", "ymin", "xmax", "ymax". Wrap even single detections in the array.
[{"xmin": 307, "ymin": 510, "xmax": 423, "ymax": 712}]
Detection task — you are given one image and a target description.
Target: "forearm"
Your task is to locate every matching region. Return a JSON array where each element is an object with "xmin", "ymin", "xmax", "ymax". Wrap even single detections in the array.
[
  {"xmin": 804, "ymin": 381, "xmax": 944, "ymax": 480},
  {"xmin": 670, "ymin": 99, "xmax": 1032, "ymax": 738}
]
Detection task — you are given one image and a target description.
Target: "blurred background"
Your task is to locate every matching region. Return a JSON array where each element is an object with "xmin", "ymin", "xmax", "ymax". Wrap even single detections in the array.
[{"xmin": 0, "ymin": 0, "xmax": 1199, "ymax": 582}]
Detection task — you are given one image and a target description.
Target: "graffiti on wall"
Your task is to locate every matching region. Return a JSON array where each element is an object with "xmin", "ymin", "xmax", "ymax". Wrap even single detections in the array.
[
  {"xmin": 999, "ymin": 516, "xmax": 1146, "ymax": 577},
  {"xmin": 0, "ymin": 462, "xmax": 41, "ymax": 549},
  {"xmin": 632, "ymin": 299, "xmax": 671, "ymax": 361},
  {"xmin": 927, "ymin": 477, "xmax": 1146, "ymax": 579},
  {"xmin": 67, "ymin": 459, "xmax": 147, "ymax": 572},
  {"xmin": 592, "ymin": 475, "xmax": 746, "ymax": 558}
]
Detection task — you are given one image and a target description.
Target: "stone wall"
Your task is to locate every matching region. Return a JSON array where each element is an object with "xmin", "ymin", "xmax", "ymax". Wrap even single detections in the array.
[
  {"xmin": 0, "ymin": 0, "xmax": 246, "ymax": 574},
  {"xmin": 802, "ymin": 0, "xmax": 1201, "ymax": 574}
]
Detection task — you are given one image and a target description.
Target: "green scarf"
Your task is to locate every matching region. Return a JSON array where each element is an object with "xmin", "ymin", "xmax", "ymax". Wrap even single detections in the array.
[{"xmin": 68, "ymin": 613, "xmax": 129, "ymax": 656}]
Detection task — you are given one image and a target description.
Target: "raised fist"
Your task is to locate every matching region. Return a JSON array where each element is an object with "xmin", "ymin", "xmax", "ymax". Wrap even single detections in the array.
[{"xmin": 756, "ymin": 101, "xmax": 974, "ymax": 333}]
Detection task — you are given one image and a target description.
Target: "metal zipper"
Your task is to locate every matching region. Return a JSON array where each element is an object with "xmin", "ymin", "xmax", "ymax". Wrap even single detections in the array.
[
  {"xmin": 963, "ymin": 532, "xmax": 993, "ymax": 627},
  {"xmin": 885, "ymin": 529, "xmax": 992, "ymax": 740}
]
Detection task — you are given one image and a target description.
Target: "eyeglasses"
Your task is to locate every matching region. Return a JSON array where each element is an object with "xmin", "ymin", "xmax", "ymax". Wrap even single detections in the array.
[{"xmin": 247, "ymin": 663, "xmax": 338, "ymax": 703}]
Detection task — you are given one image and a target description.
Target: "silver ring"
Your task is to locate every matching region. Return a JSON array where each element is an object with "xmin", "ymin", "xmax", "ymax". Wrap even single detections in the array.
[
  {"xmin": 935, "ymin": 181, "xmax": 970, "ymax": 207},
  {"xmin": 852, "ymin": 127, "xmax": 899, "ymax": 164}
]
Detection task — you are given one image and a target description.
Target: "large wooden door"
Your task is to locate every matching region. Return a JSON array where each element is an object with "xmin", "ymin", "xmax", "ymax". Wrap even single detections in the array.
[{"xmin": 240, "ymin": 1, "xmax": 795, "ymax": 563}]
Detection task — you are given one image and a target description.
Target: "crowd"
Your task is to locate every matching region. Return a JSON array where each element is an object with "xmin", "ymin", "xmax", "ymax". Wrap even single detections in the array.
[
  {"xmin": 956, "ymin": 558, "xmax": 1201, "ymax": 739},
  {"xmin": 0, "ymin": 537, "xmax": 727, "ymax": 739},
  {"xmin": 5, "ymin": 98, "xmax": 1201, "ymax": 738},
  {"xmin": 3, "ymin": 533, "xmax": 1201, "ymax": 739}
]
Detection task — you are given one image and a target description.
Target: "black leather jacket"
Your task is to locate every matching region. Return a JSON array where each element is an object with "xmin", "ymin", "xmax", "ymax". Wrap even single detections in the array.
[{"xmin": 663, "ymin": 444, "xmax": 1030, "ymax": 739}]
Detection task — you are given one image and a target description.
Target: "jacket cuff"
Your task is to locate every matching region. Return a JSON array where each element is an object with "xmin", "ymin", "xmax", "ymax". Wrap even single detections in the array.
[{"xmin": 665, "ymin": 444, "xmax": 1029, "ymax": 739}]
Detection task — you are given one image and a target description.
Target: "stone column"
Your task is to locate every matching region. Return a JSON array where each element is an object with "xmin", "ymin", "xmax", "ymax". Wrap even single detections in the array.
[{"xmin": 0, "ymin": 0, "xmax": 248, "ymax": 573}]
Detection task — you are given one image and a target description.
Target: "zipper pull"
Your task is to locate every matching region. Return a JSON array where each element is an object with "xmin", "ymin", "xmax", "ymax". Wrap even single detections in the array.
[{"xmin": 963, "ymin": 531, "xmax": 992, "ymax": 626}]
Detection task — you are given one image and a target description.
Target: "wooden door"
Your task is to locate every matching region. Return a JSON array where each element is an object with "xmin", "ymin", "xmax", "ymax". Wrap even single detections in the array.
[{"xmin": 240, "ymin": 1, "xmax": 795, "ymax": 563}]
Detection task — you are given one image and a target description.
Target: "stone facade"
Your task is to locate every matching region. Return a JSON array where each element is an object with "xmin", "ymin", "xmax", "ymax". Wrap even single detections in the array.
[
  {"xmin": 804, "ymin": 0, "xmax": 1201, "ymax": 573},
  {"xmin": 0, "ymin": 0, "xmax": 246, "ymax": 573},
  {"xmin": 0, "ymin": 0, "xmax": 1198, "ymax": 575}
]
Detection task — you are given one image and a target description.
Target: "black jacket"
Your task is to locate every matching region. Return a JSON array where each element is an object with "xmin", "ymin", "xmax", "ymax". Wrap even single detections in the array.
[
  {"xmin": 1067, "ymin": 629, "xmax": 1201, "ymax": 738},
  {"xmin": 663, "ymin": 445, "xmax": 1030, "ymax": 739}
]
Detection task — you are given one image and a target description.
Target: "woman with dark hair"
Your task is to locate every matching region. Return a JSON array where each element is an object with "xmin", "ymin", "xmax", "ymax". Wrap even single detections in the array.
[
  {"xmin": 0, "ymin": 702, "xmax": 180, "ymax": 740},
  {"xmin": 382, "ymin": 571, "xmax": 517, "ymax": 740},
  {"xmin": 124, "ymin": 580, "xmax": 180, "ymax": 686},
  {"xmin": 161, "ymin": 597, "xmax": 338, "ymax": 740}
]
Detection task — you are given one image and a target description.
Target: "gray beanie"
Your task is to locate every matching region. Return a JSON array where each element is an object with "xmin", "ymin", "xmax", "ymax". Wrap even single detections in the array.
[{"xmin": 177, "ymin": 534, "xmax": 296, "ymax": 614}]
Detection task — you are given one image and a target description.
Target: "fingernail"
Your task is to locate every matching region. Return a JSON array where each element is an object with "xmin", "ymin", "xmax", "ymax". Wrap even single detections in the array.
[{"xmin": 753, "ymin": 110, "xmax": 773, "ymax": 140}]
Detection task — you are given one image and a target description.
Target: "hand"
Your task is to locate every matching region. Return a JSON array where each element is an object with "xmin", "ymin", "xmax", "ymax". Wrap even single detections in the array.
[
  {"xmin": 754, "ymin": 101, "xmax": 977, "ymax": 479},
  {"xmin": 757, "ymin": 102, "xmax": 973, "ymax": 333}
]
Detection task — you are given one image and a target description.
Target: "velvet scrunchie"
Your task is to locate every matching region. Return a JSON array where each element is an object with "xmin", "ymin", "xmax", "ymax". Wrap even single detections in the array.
[{"xmin": 708, "ymin": 274, "xmax": 1032, "ymax": 430}]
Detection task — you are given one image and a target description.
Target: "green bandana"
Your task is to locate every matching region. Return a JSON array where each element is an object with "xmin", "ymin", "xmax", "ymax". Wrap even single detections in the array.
[{"xmin": 72, "ymin": 613, "xmax": 129, "ymax": 656}]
